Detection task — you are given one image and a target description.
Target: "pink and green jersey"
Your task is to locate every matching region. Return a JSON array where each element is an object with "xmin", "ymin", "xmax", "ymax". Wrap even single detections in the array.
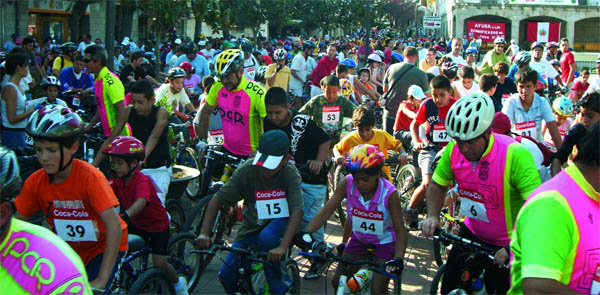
[
  {"xmin": 432, "ymin": 133, "xmax": 541, "ymax": 246},
  {"xmin": 509, "ymin": 164, "xmax": 600, "ymax": 294},
  {"xmin": 0, "ymin": 218, "xmax": 92, "ymax": 295},
  {"xmin": 94, "ymin": 67, "xmax": 131, "ymax": 137},
  {"xmin": 205, "ymin": 76, "xmax": 266, "ymax": 156}
]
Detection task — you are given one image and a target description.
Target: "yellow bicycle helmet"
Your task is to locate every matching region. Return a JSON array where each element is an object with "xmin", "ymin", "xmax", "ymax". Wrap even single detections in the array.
[
  {"xmin": 345, "ymin": 144, "xmax": 385, "ymax": 173},
  {"xmin": 552, "ymin": 96, "xmax": 573, "ymax": 117},
  {"xmin": 340, "ymin": 79, "xmax": 354, "ymax": 97},
  {"xmin": 215, "ymin": 49, "xmax": 244, "ymax": 78}
]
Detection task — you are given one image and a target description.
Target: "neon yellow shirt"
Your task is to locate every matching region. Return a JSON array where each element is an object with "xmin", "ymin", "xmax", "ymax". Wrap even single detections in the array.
[
  {"xmin": 0, "ymin": 218, "xmax": 92, "ymax": 295},
  {"xmin": 94, "ymin": 66, "xmax": 131, "ymax": 137},
  {"xmin": 509, "ymin": 164, "xmax": 600, "ymax": 294}
]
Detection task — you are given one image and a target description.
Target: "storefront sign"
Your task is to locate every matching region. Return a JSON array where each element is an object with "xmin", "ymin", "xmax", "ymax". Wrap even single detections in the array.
[
  {"xmin": 466, "ymin": 21, "xmax": 506, "ymax": 42},
  {"xmin": 423, "ymin": 16, "xmax": 442, "ymax": 29}
]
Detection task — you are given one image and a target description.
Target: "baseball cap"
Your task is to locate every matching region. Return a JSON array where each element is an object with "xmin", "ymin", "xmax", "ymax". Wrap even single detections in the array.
[
  {"xmin": 198, "ymin": 40, "xmax": 206, "ymax": 46},
  {"xmin": 179, "ymin": 61, "xmax": 192, "ymax": 72},
  {"xmin": 174, "ymin": 38, "xmax": 182, "ymax": 45},
  {"xmin": 407, "ymin": 85, "xmax": 426, "ymax": 100},
  {"xmin": 491, "ymin": 112, "xmax": 511, "ymax": 135},
  {"xmin": 252, "ymin": 130, "xmax": 290, "ymax": 170}
]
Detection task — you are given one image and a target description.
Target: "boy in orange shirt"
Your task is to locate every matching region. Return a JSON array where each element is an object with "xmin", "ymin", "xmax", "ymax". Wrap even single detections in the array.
[{"xmin": 15, "ymin": 105, "xmax": 128, "ymax": 292}]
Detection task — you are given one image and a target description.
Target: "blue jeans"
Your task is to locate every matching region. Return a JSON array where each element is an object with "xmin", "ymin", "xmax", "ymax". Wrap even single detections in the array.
[
  {"xmin": 218, "ymin": 218, "xmax": 291, "ymax": 294},
  {"xmin": 86, "ymin": 251, "xmax": 126, "ymax": 293},
  {"xmin": 1, "ymin": 129, "xmax": 27, "ymax": 149},
  {"xmin": 301, "ymin": 182, "xmax": 326, "ymax": 243}
]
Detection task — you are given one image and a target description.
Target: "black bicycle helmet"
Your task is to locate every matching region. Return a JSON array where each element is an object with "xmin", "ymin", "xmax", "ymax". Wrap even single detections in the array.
[
  {"xmin": 514, "ymin": 51, "xmax": 532, "ymax": 67},
  {"xmin": 60, "ymin": 42, "xmax": 77, "ymax": 53},
  {"xmin": 302, "ymin": 41, "xmax": 316, "ymax": 50},
  {"xmin": 239, "ymin": 38, "xmax": 253, "ymax": 54}
]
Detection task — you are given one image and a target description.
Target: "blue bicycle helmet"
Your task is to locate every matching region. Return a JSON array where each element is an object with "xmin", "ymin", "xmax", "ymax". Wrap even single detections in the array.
[{"xmin": 340, "ymin": 58, "xmax": 357, "ymax": 68}]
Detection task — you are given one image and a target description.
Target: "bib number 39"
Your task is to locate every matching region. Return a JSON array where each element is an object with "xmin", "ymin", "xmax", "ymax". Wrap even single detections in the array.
[{"xmin": 54, "ymin": 219, "xmax": 97, "ymax": 242}]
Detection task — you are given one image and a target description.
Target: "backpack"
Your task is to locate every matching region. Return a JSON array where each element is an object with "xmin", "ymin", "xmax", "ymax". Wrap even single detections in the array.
[{"xmin": 514, "ymin": 134, "xmax": 552, "ymax": 166}]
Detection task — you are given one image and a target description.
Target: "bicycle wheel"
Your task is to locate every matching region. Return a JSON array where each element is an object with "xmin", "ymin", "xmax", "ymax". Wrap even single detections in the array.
[
  {"xmin": 181, "ymin": 193, "xmax": 212, "ymax": 233},
  {"xmin": 333, "ymin": 165, "xmax": 347, "ymax": 225},
  {"xmin": 285, "ymin": 260, "xmax": 301, "ymax": 294},
  {"xmin": 177, "ymin": 147, "xmax": 202, "ymax": 200},
  {"xmin": 166, "ymin": 199, "xmax": 186, "ymax": 234},
  {"xmin": 395, "ymin": 164, "xmax": 420, "ymax": 204},
  {"xmin": 128, "ymin": 268, "xmax": 175, "ymax": 295},
  {"xmin": 168, "ymin": 232, "xmax": 202, "ymax": 292},
  {"xmin": 429, "ymin": 263, "xmax": 446, "ymax": 295}
]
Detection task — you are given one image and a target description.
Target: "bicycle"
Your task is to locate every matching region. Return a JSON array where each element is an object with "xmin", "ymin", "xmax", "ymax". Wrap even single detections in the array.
[
  {"xmin": 168, "ymin": 120, "xmax": 202, "ymax": 199},
  {"xmin": 432, "ymin": 200, "xmax": 464, "ymax": 267},
  {"xmin": 430, "ymin": 230, "xmax": 504, "ymax": 295},
  {"xmin": 191, "ymin": 243, "xmax": 301, "ymax": 294},
  {"xmin": 299, "ymin": 242, "xmax": 402, "ymax": 294},
  {"xmin": 107, "ymin": 232, "xmax": 201, "ymax": 294}
]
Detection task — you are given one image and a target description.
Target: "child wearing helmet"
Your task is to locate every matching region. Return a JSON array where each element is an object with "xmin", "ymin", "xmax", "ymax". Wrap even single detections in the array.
[
  {"xmin": 104, "ymin": 136, "xmax": 188, "ymax": 295},
  {"xmin": 155, "ymin": 66, "xmax": 196, "ymax": 120},
  {"xmin": 303, "ymin": 144, "xmax": 407, "ymax": 294},
  {"xmin": 265, "ymin": 49, "xmax": 291, "ymax": 91},
  {"xmin": 15, "ymin": 105, "xmax": 129, "ymax": 291},
  {"xmin": 570, "ymin": 69, "xmax": 590, "ymax": 102},
  {"xmin": 28, "ymin": 76, "xmax": 68, "ymax": 108},
  {"xmin": 339, "ymin": 78, "xmax": 357, "ymax": 105},
  {"xmin": 542, "ymin": 96, "xmax": 574, "ymax": 150}
]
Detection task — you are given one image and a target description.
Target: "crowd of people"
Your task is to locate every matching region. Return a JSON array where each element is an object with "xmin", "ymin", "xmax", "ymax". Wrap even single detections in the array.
[{"xmin": 0, "ymin": 28, "xmax": 599, "ymax": 295}]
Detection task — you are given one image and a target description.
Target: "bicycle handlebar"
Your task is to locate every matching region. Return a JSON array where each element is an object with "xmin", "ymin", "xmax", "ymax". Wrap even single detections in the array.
[
  {"xmin": 433, "ymin": 229, "xmax": 496, "ymax": 260},
  {"xmin": 298, "ymin": 243, "xmax": 401, "ymax": 280},
  {"xmin": 205, "ymin": 148, "xmax": 244, "ymax": 167},
  {"xmin": 191, "ymin": 244, "xmax": 270, "ymax": 265}
]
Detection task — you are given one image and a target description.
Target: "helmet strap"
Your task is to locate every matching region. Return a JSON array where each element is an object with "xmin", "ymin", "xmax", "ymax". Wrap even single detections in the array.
[
  {"xmin": 122, "ymin": 159, "xmax": 139, "ymax": 179},
  {"xmin": 49, "ymin": 143, "xmax": 74, "ymax": 184}
]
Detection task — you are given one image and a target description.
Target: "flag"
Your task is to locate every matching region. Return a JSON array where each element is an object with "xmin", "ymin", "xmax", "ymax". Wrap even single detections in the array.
[{"xmin": 527, "ymin": 22, "xmax": 561, "ymax": 43}]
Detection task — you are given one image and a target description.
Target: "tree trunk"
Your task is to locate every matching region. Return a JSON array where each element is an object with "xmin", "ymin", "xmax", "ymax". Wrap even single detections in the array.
[
  {"xmin": 119, "ymin": 0, "xmax": 136, "ymax": 43},
  {"xmin": 195, "ymin": 18, "xmax": 203, "ymax": 40},
  {"xmin": 69, "ymin": 0, "xmax": 89, "ymax": 42}
]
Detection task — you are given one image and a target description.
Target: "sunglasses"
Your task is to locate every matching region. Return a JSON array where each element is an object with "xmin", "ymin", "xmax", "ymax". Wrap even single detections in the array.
[{"xmin": 468, "ymin": 54, "xmax": 477, "ymax": 57}]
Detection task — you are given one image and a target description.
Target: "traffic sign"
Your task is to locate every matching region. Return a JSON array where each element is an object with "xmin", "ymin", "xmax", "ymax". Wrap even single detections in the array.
[{"xmin": 423, "ymin": 16, "xmax": 441, "ymax": 29}]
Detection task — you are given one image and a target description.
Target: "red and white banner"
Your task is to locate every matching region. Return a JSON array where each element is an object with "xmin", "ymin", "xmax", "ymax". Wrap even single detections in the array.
[
  {"xmin": 466, "ymin": 21, "xmax": 506, "ymax": 42},
  {"xmin": 527, "ymin": 22, "xmax": 561, "ymax": 43}
]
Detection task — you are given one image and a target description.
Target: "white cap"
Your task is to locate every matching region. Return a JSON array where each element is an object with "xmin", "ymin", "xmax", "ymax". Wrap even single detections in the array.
[
  {"xmin": 198, "ymin": 40, "xmax": 206, "ymax": 46},
  {"xmin": 121, "ymin": 39, "xmax": 130, "ymax": 46},
  {"xmin": 407, "ymin": 85, "xmax": 426, "ymax": 100},
  {"xmin": 174, "ymin": 38, "xmax": 182, "ymax": 45},
  {"xmin": 367, "ymin": 53, "xmax": 382, "ymax": 63}
]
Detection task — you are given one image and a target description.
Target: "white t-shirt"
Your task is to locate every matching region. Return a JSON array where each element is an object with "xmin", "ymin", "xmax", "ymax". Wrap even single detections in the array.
[
  {"xmin": 289, "ymin": 53, "xmax": 307, "ymax": 90},
  {"xmin": 508, "ymin": 44, "xmax": 520, "ymax": 56},
  {"xmin": 27, "ymin": 96, "xmax": 68, "ymax": 108},
  {"xmin": 529, "ymin": 59, "xmax": 559, "ymax": 83},
  {"xmin": 584, "ymin": 75, "xmax": 600, "ymax": 96},
  {"xmin": 427, "ymin": 66, "xmax": 441, "ymax": 76},
  {"xmin": 154, "ymin": 83, "xmax": 190, "ymax": 112},
  {"xmin": 444, "ymin": 54, "xmax": 468, "ymax": 67},
  {"xmin": 452, "ymin": 80, "xmax": 481, "ymax": 97},
  {"xmin": 243, "ymin": 55, "xmax": 259, "ymax": 81},
  {"xmin": 200, "ymin": 48, "xmax": 216, "ymax": 60},
  {"xmin": 77, "ymin": 41, "xmax": 92, "ymax": 55},
  {"xmin": 306, "ymin": 56, "xmax": 317, "ymax": 76}
]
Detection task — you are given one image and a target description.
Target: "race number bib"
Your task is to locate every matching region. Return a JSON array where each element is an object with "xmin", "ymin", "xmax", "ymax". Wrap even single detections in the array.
[
  {"xmin": 458, "ymin": 187, "xmax": 489, "ymax": 222},
  {"xmin": 513, "ymin": 120, "xmax": 537, "ymax": 139},
  {"xmin": 255, "ymin": 189, "xmax": 289, "ymax": 219},
  {"xmin": 351, "ymin": 207, "xmax": 384, "ymax": 236},
  {"xmin": 433, "ymin": 123, "xmax": 450, "ymax": 143},
  {"xmin": 322, "ymin": 106, "xmax": 340, "ymax": 124},
  {"xmin": 208, "ymin": 129, "xmax": 224, "ymax": 145},
  {"xmin": 54, "ymin": 219, "xmax": 98, "ymax": 242},
  {"xmin": 72, "ymin": 97, "xmax": 81, "ymax": 107}
]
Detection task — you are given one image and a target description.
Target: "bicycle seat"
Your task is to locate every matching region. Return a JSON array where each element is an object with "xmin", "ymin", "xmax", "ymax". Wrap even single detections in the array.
[{"xmin": 128, "ymin": 234, "xmax": 146, "ymax": 251}]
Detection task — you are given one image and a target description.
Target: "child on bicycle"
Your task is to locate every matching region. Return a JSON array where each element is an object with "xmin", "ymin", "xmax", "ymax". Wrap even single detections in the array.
[
  {"xmin": 303, "ymin": 144, "xmax": 407, "ymax": 294},
  {"xmin": 542, "ymin": 96, "xmax": 573, "ymax": 151},
  {"xmin": 334, "ymin": 105, "xmax": 406, "ymax": 182},
  {"xmin": 104, "ymin": 136, "xmax": 188, "ymax": 295}
]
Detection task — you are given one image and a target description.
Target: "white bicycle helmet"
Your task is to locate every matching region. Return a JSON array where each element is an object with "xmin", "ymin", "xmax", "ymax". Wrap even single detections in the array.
[
  {"xmin": 273, "ymin": 48, "xmax": 287, "ymax": 61},
  {"xmin": 367, "ymin": 53, "xmax": 382, "ymax": 63},
  {"xmin": 26, "ymin": 105, "xmax": 83, "ymax": 141},
  {"xmin": 445, "ymin": 93, "xmax": 495, "ymax": 141},
  {"xmin": 0, "ymin": 146, "xmax": 21, "ymax": 203},
  {"xmin": 42, "ymin": 76, "xmax": 61, "ymax": 89}
]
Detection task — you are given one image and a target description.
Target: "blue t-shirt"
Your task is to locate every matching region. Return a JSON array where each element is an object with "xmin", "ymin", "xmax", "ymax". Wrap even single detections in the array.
[
  {"xmin": 176, "ymin": 54, "xmax": 210, "ymax": 79},
  {"xmin": 507, "ymin": 64, "xmax": 546, "ymax": 84}
]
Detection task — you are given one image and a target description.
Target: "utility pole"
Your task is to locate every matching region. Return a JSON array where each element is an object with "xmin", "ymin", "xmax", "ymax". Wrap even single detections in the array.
[{"xmin": 106, "ymin": 0, "xmax": 115, "ymax": 71}]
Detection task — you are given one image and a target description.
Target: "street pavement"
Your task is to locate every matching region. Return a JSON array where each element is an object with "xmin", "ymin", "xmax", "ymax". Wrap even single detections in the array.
[{"xmin": 191, "ymin": 217, "xmax": 439, "ymax": 294}]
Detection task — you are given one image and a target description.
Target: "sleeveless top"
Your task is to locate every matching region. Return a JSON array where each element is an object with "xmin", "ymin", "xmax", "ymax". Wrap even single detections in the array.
[
  {"xmin": 128, "ymin": 105, "xmax": 170, "ymax": 168},
  {"xmin": 346, "ymin": 175, "xmax": 396, "ymax": 244},
  {"xmin": 1, "ymin": 82, "xmax": 27, "ymax": 129}
]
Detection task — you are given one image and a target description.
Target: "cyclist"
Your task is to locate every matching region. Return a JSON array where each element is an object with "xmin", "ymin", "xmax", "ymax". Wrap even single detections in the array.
[
  {"xmin": 393, "ymin": 85, "xmax": 426, "ymax": 152},
  {"xmin": 196, "ymin": 49, "xmax": 267, "ymax": 158},
  {"xmin": 421, "ymin": 93, "xmax": 542, "ymax": 294},
  {"xmin": 155, "ymin": 67, "xmax": 196, "ymax": 121},
  {"xmin": 509, "ymin": 121, "xmax": 599, "ymax": 294},
  {"xmin": 265, "ymin": 48, "xmax": 291, "ymax": 91},
  {"xmin": 479, "ymin": 37, "xmax": 509, "ymax": 75},
  {"xmin": 502, "ymin": 68, "xmax": 563, "ymax": 148},
  {"xmin": 240, "ymin": 38, "xmax": 259, "ymax": 81},
  {"xmin": 551, "ymin": 93, "xmax": 600, "ymax": 176},
  {"xmin": 289, "ymin": 40, "xmax": 315, "ymax": 108},
  {"xmin": 14, "ymin": 105, "xmax": 128, "ymax": 291},
  {"xmin": 303, "ymin": 144, "xmax": 407, "ymax": 294},
  {"xmin": 507, "ymin": 51, "xmax": 546, "ymax": 85},
  {"xmin": 104, "ymin": 136, "xmax": 188, "ymax": 295},
  {"xmin": 58, "ymin": 55, "xmax": 94, "ymax": 108},
  {"xmin": 197, "ymin": 130, "xmax": 304, "ymax": 294},
  {"xmin": 542, "ymin": 96, "xmax": 573, "ymax": 151},
  {"xmin": 82, "ymin": 45, "xmax": 133, "ymax": 166},
  {"xmin": 334, "ymin": 105, "xmax": 407, "ymax": 182},
  {"xmin": 529, "ymin": 42, "xmax": 564, "ymax": 90},
  {"xmin": 0, "ymin": 146, "xmax": 93, "ymax": 295},
  {"xmin": 52, "ymin": 42, "xmax": 77, "ymax": 77},
  {"xmin": 27, "ymin": 76, "xmax": 68, "ymax": 108}
]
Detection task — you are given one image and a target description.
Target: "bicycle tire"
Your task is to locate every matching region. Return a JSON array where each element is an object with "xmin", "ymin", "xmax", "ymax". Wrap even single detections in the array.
[
  {"xmin": 128, "ymin": 268, "xmax": 175, "ymax": 295},
  {"xmin": 167, "ymin": 232, "xmax": 202, "ymax": 292},
  {"xmin": 429, "ymin": 263, "xmax": 446, "ymax": 295},
  {"xmin": 177, "ymin": 147, "xmax": 202, "ymax": 200},
  {"xmin": 181, "ymin": 193, "xmax": 212, "ymax": 233},
  {"xmin": 333, "ymin": 165, "xmax": 347, "ymax": 225},
  {"xmin": 166, "ymin": 199, "xmax": 186, "ymax": 234},
  {"xmin": 395, "ymin": 164, "xmax": 420, "ymax": 204},
  {"xmin": 286, "ymin": 260, "xmax": 301, "ymax": 294}
]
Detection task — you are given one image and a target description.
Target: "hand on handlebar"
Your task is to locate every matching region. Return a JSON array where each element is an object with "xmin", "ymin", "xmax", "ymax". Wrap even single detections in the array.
[
  {"xmin": 196, "ymin": 233, "xmax": 211, "ymax": 250},
  {"xmin": 494, "ymin": 247, "xmax": 510, "ymax": 267},
  {"xmin": 385, "ymin": 257, "xmax": 404, "ymax": 274},
  {"xmin": 413, "ymin": 140, "xmax": 426, "ymax": 151},
  {"xmin": 268, "ymin": 245, "xmax": 287, "ymax": 262},
  {"xmin": 421, "ymin": 215, "xmax": 441, "ymax": 238},
  {"xmin": 196, "ymin": 140, "xmax": 208, "ymax": 153}
]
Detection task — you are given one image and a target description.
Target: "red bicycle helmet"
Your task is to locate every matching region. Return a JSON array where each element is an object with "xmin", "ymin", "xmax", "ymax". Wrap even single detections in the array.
[{"xmin": 103, "ymin": 136, "xmax": 145, "ymax": 160}]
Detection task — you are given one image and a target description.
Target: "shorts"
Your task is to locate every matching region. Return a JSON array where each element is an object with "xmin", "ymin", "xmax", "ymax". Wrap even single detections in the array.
[
  {"xmin": 417, "ymin": 147, "xmax": 440, "ymax": 178},
  {"xmin": 128, "ymin": 224, "xmax": 170, "ymax": 256},
  {"xmin": 344, "ymin": 235, "xmax": 395, "ymax": 261}
]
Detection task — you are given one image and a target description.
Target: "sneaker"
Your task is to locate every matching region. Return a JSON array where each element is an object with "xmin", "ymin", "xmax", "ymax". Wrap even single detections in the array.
[
  {"xmin": 304, "ymin": 261, "xmax": 325, "ymax": 280},
  {"xmin": 404, "ymin": 207, "xmax": 420, "ymax": 230},
  {"xmin": 174, "ymin": 276, "xmax": 189, "ymax": 295}
]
